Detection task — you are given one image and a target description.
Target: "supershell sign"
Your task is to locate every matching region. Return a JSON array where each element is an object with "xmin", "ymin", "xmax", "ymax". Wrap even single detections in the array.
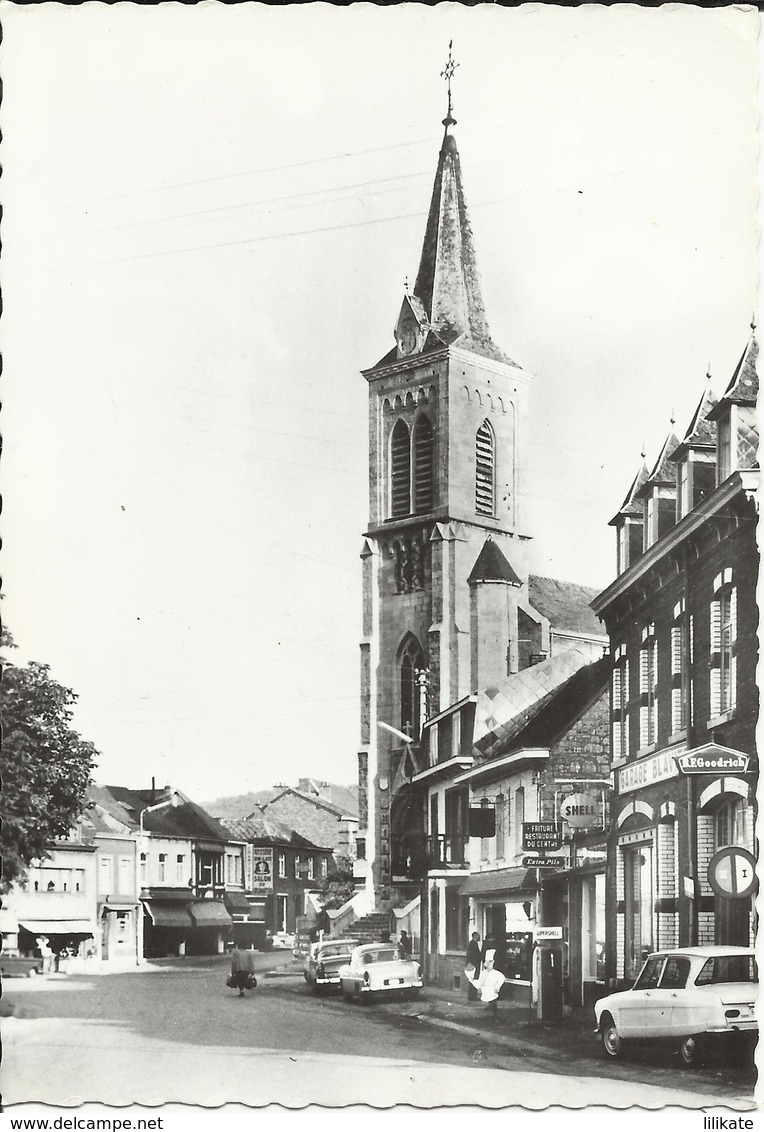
[
  {"xmin": 251, "ymin": 848, "xmax": 273, "ymax": 892},
  {"xmin": 674, "ymin": 748, "xmax": 750, "ymax": 775}
]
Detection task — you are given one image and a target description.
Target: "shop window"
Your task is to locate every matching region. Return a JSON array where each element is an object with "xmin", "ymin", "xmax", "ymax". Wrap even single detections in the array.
[
  {"xmin": 445, "ymin": 888, "xmax": 468, "ymax": 952},
  {"xmin": 624, "ymin": 843, "xmax": 653, "ymax": 980}
]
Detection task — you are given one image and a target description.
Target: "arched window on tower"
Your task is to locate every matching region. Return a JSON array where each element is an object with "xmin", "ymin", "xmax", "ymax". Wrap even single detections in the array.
[
  {"xmin": 475, "ymin": 420, "xmax": 495, "ymax": 516},
  {"xmin": 412, "ymin": 416, "xmax": 434, "ymax": 514},
  {"xmin": 400, "ymin": 636, "xmax": 426, "ymax": 739},
  {"xmin": 390, "ymin": 419, "xmax": 411, "ymax": 518}
]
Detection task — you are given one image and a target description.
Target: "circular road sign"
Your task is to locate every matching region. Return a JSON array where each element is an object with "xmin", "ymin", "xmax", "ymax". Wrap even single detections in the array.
[{"xmin": 707, "ymin": 846, "xmax": 757, "ymax": 900}]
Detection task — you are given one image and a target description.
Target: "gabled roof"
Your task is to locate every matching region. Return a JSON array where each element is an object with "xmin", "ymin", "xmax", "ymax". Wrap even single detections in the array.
[
  {"xmin": 296, "ymin": 780, "xmax": 359, "ymax": 819},
  {"xmin": 609, "ymin": 459, "xmax": 649, "ymax": 525},
  {"xmin": 99, "ymin": 785, "xmax": 231, "ymax": 843},
  {"xmin": 264, "ymin": 785, "xmax": 356, "ymax": 820},
  {"xmin": 708, "ymin": 329, "xmax": 759, "ymax": 417},
  {"xmin": 472, "ymin": 647, "xmax": 598, "ymax": 760},
  {"xmin": 635, "ymin": 430, "xmax": 680, "ymax": 494},
  {"xmin": 527, "ymin": 576, "xmax": 605, "ymax": 637},
  {"xmin": 491, "ymin": 655, "xmax": 610, "ymax": 754},
  {"xmin": 468, "ymin": 539, "xmax": 522, "ymax": 586},
  {"xmin": 222, "ymin": 813, "xmax": 327, "ymax": 851}
]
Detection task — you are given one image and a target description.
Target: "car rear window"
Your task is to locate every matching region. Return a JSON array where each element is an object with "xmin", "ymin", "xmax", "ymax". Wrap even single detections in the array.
[
  {"xmin": 361, "ymin": 949, "xmax": 399, "ymax": 965},
  {"xmin": 659, "ymin": 956, "xmax": 690, "ymax": 989},
  {"xmin": 320, "ymin": 945, "xmax": 350, "ymax": 957},
  {"xmin": 695, "ymin": 955, "xmax": 757, "ymax": 986}
]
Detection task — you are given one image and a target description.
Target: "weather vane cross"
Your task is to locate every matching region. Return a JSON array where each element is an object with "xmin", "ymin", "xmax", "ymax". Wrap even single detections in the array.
[{"xmin": 441, "ymin": 40, "xmax": 459, "ymax": 128}]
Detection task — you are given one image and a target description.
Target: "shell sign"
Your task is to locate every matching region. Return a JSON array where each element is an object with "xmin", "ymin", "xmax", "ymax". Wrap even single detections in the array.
[{"xmin": 559, "ymin": 792, "xmax": 601, "ymax": 831}]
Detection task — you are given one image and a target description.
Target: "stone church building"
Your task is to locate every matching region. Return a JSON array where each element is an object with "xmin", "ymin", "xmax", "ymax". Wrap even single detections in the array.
[{"xmin": 354, "ymin": 99, "xmax": 606, "ymax": 921}]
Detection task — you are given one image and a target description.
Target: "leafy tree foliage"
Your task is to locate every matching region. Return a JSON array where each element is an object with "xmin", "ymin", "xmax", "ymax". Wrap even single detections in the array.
[
  {"xmin": 316, "ymin": 854, "xmax": 356, "ymax": 910},
  {"xmin": 2, "ymin": 630, "xmax": 97, "ymax": 888}
]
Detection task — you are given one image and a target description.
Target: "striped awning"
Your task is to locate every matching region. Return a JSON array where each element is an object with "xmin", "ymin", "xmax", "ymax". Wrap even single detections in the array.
[
  {"xmin": 188, "ymin": 901, "xmax": 232, "ymax": 928},
  {"xmin": 459, "ymin": 868, "xmax": 535, "ymax": 898}
]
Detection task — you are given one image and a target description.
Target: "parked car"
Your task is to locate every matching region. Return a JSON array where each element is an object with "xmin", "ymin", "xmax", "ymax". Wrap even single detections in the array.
[
  {"xmin": 338, "ymin": 943, "xmax": 423, "ymax": 1003},
  {"xmin": 0, "ymin": 954, "xmax": 44, "ymax": 978},
  {"xmin": 594, "ymin": 946, "xmax": 757, "ymax": 1065},
  {"xmin": 304, "ymin": 938, "xmax": 361, "ymax": 992}
]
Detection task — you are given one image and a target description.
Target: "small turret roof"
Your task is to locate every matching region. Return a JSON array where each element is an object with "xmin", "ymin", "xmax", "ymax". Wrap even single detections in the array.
[
  {"xmin": 708, "ymin": 329, "xmax": 759, "ymax": 418},
  {"xmin": 671, "ymin": 380, "xmax": 717, "ymax": 460},
  {"xmin": 635, "ymin": 430, "xmax": 680, "ymax": 496},
  {"xmin": 609, "ymin": 458, "xmax": 649, "ymax": 525},
  {"xmin": 467, "ymin": 538, "xmax": 522, "ymax": 586}
]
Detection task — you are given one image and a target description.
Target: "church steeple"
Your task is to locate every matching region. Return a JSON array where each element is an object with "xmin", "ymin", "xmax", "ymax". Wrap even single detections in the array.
[{"xmin": 411, "ymin": 127, "xmax": 512, "ymax": 365}]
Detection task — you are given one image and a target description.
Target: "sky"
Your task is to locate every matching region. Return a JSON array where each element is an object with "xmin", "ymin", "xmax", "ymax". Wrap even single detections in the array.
[{"xmin": 1, "ymin": 3, "xmax": 758, "ymax": 805}]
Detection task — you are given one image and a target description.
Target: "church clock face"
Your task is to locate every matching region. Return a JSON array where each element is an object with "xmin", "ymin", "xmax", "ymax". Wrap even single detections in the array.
[{"xmin": 398, "ymin": 320, "xmax": 418, "ymax": 356}]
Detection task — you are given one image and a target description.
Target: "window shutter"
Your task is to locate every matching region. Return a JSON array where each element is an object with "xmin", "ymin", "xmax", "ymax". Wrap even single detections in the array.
[
  {"xmin": 670, "ymin": 625, "xmax": 682, "ymax": 733},
  {"xmin": 391, "ymin": 420, "xmax": 411, "ymax": 517},
  {"xmin": 639, "ymin": 647, "xmax": 649, "ymax": 747},
  {"xmin": 413, "ymin": 416, "xmax": 434, "ymax": 514},
  {"xmin": 709, "ymin": 599, "xmax": 721, "ymax": 717},
  {"xmin": 475, "ymin": 421, "xmax": 495, "ymax": 515},
  {"xmin": 729, "ymin": 586, "xmax": 738, "ymax": 709},
  {"xmin": 612, "ymin": 720, "xmax": 622, "ymax": 762}
]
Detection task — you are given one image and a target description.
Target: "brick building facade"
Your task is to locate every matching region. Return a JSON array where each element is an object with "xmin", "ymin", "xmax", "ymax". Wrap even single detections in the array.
[{"xmin": 592, "ymin": 331, "xmax": 758, "ymax": 985}]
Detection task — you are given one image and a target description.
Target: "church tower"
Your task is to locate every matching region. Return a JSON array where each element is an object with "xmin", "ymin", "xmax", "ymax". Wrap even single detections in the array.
[{"xmin": 356, "ymin": 51, "xmax": 534, "ymax": 907}]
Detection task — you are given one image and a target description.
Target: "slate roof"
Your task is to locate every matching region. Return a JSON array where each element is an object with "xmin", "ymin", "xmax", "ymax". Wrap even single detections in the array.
[
  {"xmin": 528, "ymin": 575, "xmax": 605, "ymax": 638},
  {"xmin": 636, "ymin": 430, "xmax": 680, "ymax": 493},
  {"xmin": 468, "ymin": 539, "xmax": 523, "ymax": 586},
  {"xmin": 472, "ymin": 647, "xmax": 597, "ymax": 760},
  {"xmin": 222, "ymin": 813, "xmax": 326, "ymax": 851},
  {"xmin": 296, "ymin": 781, "xmax": 359, "ymax": 819},
  {"xmin": 370, "ymin": 129, "xmax": 516, "ymax": 370},
  {"xmin": 609, "ymin": 459, "xmax": 649, "ymax": 525},
  {"xmin": 491, "ymin": 655, "xmax": 610, "ymax": 755},
  {"xmin": 675, "ymin": 381, "xmax": 718, "ymax": 451},
  {"xmin": 708, "ymin": 330, "xmax": 759, "ymax": 415},
  {"xmin": 99, "ymin": 784, "xmax": 231, "ymax": 842}
]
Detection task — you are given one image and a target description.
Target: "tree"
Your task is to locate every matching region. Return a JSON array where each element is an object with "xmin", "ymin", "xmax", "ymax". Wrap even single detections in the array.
[
  {"xmin": 1, "ymin": 629, "xmax": 98, "ymax": 888},
  {"xmin": 316, "ymin": 855, "xmax": 356, "ymax": 910}
]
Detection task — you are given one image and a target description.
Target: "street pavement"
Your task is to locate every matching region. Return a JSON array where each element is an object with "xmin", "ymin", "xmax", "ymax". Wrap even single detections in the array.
[{"xmin": 1, "ymin": 951, "xmax": 756, "ymax": 1111}]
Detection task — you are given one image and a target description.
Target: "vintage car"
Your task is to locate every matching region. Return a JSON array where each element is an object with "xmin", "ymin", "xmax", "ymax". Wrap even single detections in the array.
[
  {"xmin": 338, "ymin": 942, "xmax": 423, "ymax": 1003},
  {"xmin": 303, "ymin": 938, "xmax": 361, "ymax": 992},
  {"xmin": 594, "ymin": 946, "xmax": 757, "ymax": 1065},
  {"xmin": 0, "ymin": 954, "xmax": 44, "ymax": 978}
]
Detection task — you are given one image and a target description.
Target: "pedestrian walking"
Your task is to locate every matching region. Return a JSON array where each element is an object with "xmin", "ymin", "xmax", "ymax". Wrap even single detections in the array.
[
  {"xmin": 465, "ymin": 948, "xmax": 506, "ymax": 1018},
  {"xmin": 398, "ymin": 930, "xmax": 412, "ymax": 959},
  {"xmin": 228, "ymin": 945, "xmax": 258, "ymax": 996},
  {"xmin": 465, "ymin": 931, "xmax": 482, "ymax": 1001}
]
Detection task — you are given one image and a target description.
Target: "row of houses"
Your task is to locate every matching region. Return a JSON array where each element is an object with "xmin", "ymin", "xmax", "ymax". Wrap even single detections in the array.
[
  {"xmin": 374, "ymin": 329, "xmax": 758, "ymax": 1011},
  {"xmin": 1, "ymin": 781, "xmax": 346, "ymax": 966}
]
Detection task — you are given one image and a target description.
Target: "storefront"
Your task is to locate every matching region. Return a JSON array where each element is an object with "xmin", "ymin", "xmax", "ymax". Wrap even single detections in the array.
[{"xmin": 459, "ymin": 867, "xmax": 536, "ymax": 1004}]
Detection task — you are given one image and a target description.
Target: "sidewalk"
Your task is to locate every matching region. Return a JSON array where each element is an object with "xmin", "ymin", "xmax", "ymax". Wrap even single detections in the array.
[{"xmin": 388, "ymin": 981, "xmax": 598, "ymax": 1061}]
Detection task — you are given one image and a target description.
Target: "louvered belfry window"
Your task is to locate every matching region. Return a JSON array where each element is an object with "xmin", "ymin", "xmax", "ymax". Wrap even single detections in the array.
[
  {"xmin": 413, "ymin": 416, "xmax": 434, "ymax": 514},
  {"xmin": 476, "ymin": 420, "xmax": 495, "ymax": 515},
  {"xmin": 390, "ymin": 419, "xmax": 411, "ymax": 518}
]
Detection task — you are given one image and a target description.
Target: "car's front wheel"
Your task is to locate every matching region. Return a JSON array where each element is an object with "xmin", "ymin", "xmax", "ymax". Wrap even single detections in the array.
[
  {"xmin": 27, "ymin": 967, "xmax": 38, "ymax": 979},
  {"xmin": 678, "ymin": 1035, "xmax": 701, "ymax": 1066},
  {"xmin": 600, "ymin": 1015, "xmax": 624, "ymax": 1059}
]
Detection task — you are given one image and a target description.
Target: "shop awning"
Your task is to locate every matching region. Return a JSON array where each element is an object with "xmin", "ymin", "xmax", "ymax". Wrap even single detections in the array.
[
  {"xmin": 459, "ymin": 868, "xmax": 535, "ymax": 898},
  {"xmin": 19, "ymin": 919, "xmax": 94, "ymax": 936},
  {"xmin": 188, "ymin": 901, "xmax": 233, "ymax": 928},
  {"xmin": 224, "ymin": 892, "xmax": 253, "ymax": 915},
  {"xmin": 142, "ymin": 900, "xmax": 192, "ymax": 929}
]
